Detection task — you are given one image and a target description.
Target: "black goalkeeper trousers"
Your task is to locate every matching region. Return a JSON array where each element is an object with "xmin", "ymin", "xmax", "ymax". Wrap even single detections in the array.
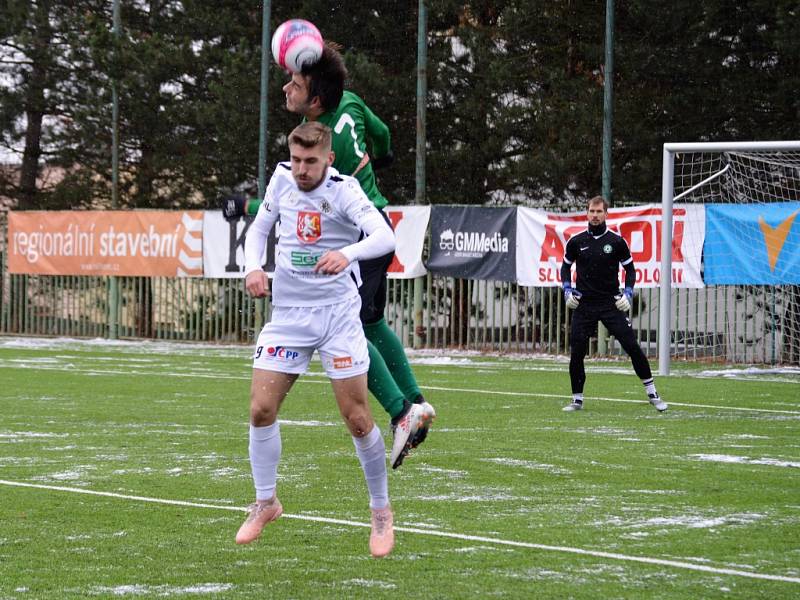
[{"xmin": 569, "ymin": 301, "xmax": 652, "ymax": 394}]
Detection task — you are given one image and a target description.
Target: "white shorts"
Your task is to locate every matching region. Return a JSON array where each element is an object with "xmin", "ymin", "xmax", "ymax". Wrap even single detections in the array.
[{"xmin": 252, "ymin": 295, "xmax": 369, "ymax": 379}]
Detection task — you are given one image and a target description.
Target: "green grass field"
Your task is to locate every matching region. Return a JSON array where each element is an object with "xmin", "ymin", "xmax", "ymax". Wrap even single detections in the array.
[{"xmin": 1, "ymin": 337, "xmax": 799, "ymax": 599}]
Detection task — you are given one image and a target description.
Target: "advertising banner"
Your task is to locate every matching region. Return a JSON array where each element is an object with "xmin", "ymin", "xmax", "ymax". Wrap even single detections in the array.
[
  {"xmin": 516, "ymin": 204, "xmax": 705, "ymax": 288},
  {"xmin": 8, "ymin": 210, "xmax": 203, "ymax": 277},
  {"xmin": 427, "ymin": 206, "xmax": 516, "ymax": 281},
  {"xmin": 202, "ymin": 211, "xmax": 274, "ymax": 278},
  {"xmin": 385, "ymin": 205, "xmax": 430, "ymax": 279},
  {"xmin": 704, "ymin": 202, "xmax": 800, "ymax": 284}
]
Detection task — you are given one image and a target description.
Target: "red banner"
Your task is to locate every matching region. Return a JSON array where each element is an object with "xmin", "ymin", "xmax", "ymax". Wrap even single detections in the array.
[{"xmin": 516, "ymin": 205, "xmax": 705, "ymax": 288}]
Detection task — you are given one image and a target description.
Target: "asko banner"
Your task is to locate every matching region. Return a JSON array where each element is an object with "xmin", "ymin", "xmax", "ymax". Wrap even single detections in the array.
[
  {"xmin": 385, "ymin": 205, "xmax": 430, "ymax": 279},
  {"xmin": 516, "ymin": 204, "xmax": 705, "ymax": 288},
  {"xmin": 427, "ymin": 206, "xmax": 516, "ymax": 281},
  {"xmin": 8, "ymin": 211, "xmax": 203, "ymax": 277}
]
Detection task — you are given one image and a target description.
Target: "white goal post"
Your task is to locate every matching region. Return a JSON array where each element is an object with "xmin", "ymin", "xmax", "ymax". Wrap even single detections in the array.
[{"xmin": 658, "ymin": 140, "xmax": 800, "ymax": 375}]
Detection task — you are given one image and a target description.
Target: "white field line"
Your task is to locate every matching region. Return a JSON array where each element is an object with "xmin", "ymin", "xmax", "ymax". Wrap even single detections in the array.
[
  {"xmin": 421, "ymin": 385, "xmax": 800, "ymax": 415},
  {"xmin": 1, "ymin": 362, "xmax": 799, "ymax": 415},
  {"xmin": 1, "ymin": 479, "xmax": 799, "ymax": 585}
]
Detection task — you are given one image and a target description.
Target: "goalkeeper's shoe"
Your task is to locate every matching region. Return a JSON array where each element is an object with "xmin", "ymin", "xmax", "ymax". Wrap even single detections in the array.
[
  {"xmin": 235, "ymin": 496, "xmax": 283, "ymax": 544},
  {"xmin": 369, "ymin": 506, "xmax": 395, "ymax": 558},
  {"xmin": 409, "ymin": 400, "xmax": 436, "ymax": 449},
  {"xmin": 648, "ymin": 393, "xmax": 668, "ymax": 412},
  {"xmin": 390, "ymin": 402, "xmax": 425, "ymax": 469},
  {"xmin": 562, "ymin": 400, "xmax": 583, "ymax": 412}
]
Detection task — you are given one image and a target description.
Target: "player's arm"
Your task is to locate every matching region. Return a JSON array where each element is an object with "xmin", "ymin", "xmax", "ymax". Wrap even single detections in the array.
[
  {"xmin": 314, "ymin": 183, "xmax": 395, "ymax": 275},
  {"xmin": 221, "ymin": 193, "xmax": 261, "ymax": 220},
  {"xmin": 615, "ymin": 239, "xmax": 636, "ymax": 311},
  {"xmin": 362, "ymin": 102, "xmax": 393, "ymax": 169},
  {"xmin": 561, "ymin": 238, "xmax": 580, "ymax": 308},
  {"xmin": 243, "ymin": 178, "xmax": 280, "ymax": 296}
]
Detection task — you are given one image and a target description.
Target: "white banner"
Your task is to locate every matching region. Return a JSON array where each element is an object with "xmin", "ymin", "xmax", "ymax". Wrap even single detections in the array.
[
  {"xmin": 385, "ymin": 205, "xmax": 430, "ymax": 279},
  {"xmin": 202, "ymin": 211, "xmax": 269, "ymax": 278},
  {"xmin": 516, "ymin": 204, "xmax": 705, "ymax": 288},
  {"xmin": 202, "ymin": 207, "xmax": 429, "ymax": 280}
]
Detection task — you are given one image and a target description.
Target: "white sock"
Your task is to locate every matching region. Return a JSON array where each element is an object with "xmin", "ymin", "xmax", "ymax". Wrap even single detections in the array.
[
  {"xmin": 642, "ymin": 378, "xmax": 658, "ymax": 396},
  {"xmin": 249, "ymin": 422, "xmax": 281, "ymax": 501},
  {"xmin": 572, "ymin": 393, "xmax": 584, "ymax": 403},
  {"xmin": 352, "ymin": 425, "xmax": 389, "ymax": 510}
]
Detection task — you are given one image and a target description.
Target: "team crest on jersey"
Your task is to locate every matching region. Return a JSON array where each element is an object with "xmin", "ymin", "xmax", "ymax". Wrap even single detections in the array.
[
  {"xmin": 297, "ymin": 211, "xmax": 322, "ymax": 243},
  {"xmin": 603, "ymin": 244, "xmax": 613, "ymax": 254}
]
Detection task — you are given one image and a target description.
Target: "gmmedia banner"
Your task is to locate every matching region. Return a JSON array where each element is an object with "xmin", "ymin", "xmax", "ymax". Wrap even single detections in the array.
[
  {"xmin": 704, "ymin": 202, "xmax": 800, "ymax": 284},
  {"xmin": 427, "ymin": 206, "xmax": 516, "ymax": 281}
]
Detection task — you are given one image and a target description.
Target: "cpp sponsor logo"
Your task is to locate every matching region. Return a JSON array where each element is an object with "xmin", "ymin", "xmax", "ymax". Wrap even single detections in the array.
[{"xmin": 267, "ymin": 346, "xmax": 299, "ymax": 360}]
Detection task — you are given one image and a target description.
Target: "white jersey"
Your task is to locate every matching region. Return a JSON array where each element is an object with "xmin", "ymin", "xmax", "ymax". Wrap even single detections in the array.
[{"xmin": 244, "ymin": 163, "xmax": 395, "ymax": 307}]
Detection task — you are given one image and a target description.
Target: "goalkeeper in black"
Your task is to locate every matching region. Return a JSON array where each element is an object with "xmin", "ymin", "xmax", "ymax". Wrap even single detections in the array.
[{"xmin": 560, "ymin": 196, "xmax": 667, "ymax": 413}]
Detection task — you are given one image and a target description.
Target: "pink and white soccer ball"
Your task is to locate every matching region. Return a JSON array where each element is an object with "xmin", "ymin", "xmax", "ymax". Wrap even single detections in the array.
[{"xmin": 271, "ymin": 19, "xmax": 324, "ymax": 73}]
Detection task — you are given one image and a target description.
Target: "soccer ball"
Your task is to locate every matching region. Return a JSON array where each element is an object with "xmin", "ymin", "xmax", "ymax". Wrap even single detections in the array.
[{"xmin": 271, "ymin": 19, "xmax": 324, "ymax": 73}]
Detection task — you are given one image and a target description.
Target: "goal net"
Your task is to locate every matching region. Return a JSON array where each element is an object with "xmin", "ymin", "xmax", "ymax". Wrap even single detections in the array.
[{"xmin": 658, "ymin": 141, "xmax": 800, "ymax": 374}]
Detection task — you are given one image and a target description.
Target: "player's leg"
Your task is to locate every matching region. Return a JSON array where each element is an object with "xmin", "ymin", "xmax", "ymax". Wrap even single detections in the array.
[
  {"xmin": 601, "ymin": 307, "xmax": 667, "ymax": 412},
  {"xmin": 331, "ymin": 374, "xmax": 394, "ymax": 558},
  {"xmin": 237, "ymin": 308, "xmax": 313, "ymax": 544},
  {"xmin": 565, "ymin": 307, "xmax": 593, "ymax": 411},
  {"xmin": 236, "ymin": 368, "xmax": 295, "ymax": 544},
  {"xmin": 359, "ymin": 244, "xmax": 434, "ymax": 463},
  {"xmin": 358, "ymin": 250, "xmax": 408, "ymax": 420},
  {"xmin": 321, "ymin": 298, "xmax": 393, "ymax": 558},
  {"xmin": 365, "ymin": 338, "xmax": 406, "ymax": 420}
]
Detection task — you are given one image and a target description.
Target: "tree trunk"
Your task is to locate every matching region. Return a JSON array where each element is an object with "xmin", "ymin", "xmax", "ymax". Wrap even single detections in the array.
[{"xmin": 18, "ymin": 0, "xmax": 53, "ymax": 210}]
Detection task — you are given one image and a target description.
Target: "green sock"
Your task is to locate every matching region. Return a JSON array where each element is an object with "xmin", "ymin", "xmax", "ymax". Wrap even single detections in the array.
[
  {"xmin": 366, "ymin": 339, "xmax": 406, "ymax": 420},
  {"xmin": 363, "ymin": 318, "xmax": 422, "ymax": 403}
]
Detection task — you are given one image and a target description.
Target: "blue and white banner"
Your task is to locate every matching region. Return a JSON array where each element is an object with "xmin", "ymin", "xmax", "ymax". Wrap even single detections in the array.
[{"xmin": 704, "ymin": 202, "xmax": 800, "ymax": 284}]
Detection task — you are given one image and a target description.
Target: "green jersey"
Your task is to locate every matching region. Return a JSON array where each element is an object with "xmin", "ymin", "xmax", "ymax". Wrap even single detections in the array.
[{"xmin": 313, "ymin": 91, "xmax": 391, "ymax": 210}]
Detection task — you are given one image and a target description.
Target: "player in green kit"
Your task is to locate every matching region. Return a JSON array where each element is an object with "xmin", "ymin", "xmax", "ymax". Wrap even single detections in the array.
[{"xmin": 224, "ymin": 45, "xmax": 434, "ymax": 469}]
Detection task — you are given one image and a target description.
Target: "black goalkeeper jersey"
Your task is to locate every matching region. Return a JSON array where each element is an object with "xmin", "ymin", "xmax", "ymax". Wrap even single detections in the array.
[{"xmin": 562, "ymin": 228, "xmax": 633, "ymax": 303}]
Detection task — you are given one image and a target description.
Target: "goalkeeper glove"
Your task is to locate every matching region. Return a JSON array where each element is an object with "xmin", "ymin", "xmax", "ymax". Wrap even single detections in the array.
[
  {"xmin": 371, "ymin": 150, "xmax": 394, "ymax": 170},
  {"xmin": 564, "ymin": 285, "xmax": 581, "ymax": 310},
  {"xmin": 615, "ymin": 287, "xmax": 633, "ymax": 312},
  {"xmin": 221, "ymin": 193, "xmax": 247, "ymax": 221}
]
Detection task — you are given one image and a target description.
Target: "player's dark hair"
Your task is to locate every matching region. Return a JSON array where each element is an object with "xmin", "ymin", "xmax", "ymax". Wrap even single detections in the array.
[
  {"xmin": 288, "ymin": 121, "xmax": 332, "ymax": 151},
  {"xmin": 587, "ymin": 195, "xmax": 609, "ymax": 211},
  {"xmin": 301, "ymin": 43, "xmax": 346, "ymax": 112}
]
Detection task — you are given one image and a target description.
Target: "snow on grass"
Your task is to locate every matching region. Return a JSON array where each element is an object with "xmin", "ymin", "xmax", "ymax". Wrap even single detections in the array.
[
  {"xmin": 597, "ymin": 512, "xmax": 765, "ymax": 529},
  {"xmin": 481, "ymin": 457, "xmax": 570, "ymax": 475},
  {"xmin": 690, "ymin": 454, "xmax": 800, "ymax": 468},
  {"xmin": 89, "ymin": 583, "xmax": 235, "ymax": 596}
]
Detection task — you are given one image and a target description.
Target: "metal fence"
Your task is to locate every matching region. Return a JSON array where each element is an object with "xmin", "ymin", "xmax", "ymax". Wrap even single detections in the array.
[
  {"xmin": 2, "ymin": 192, "xmax": 797, "ymax": 363},
  {"xmin": 3, "ymin": 251, "xmax": 797, "ymax": 365}
]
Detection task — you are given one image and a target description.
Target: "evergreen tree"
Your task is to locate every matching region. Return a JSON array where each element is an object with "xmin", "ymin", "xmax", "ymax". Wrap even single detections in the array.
[{"xmin": 2, "ymin": 1, "xmax": 797, "ymax": 210}]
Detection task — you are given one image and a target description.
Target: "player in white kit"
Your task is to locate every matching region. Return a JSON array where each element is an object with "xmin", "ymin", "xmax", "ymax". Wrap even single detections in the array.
[{"xmin": 235, "ymin": 121, "xmax": 396, "ymax": 558}]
